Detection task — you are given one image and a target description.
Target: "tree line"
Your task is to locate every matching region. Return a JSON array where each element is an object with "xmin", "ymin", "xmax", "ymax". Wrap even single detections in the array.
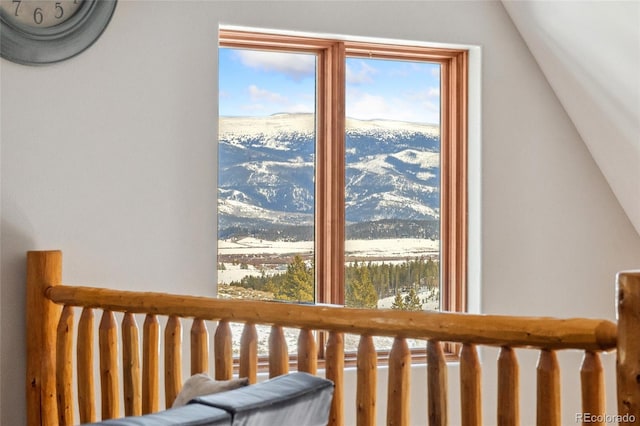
[{"xmin": 226, "ymin": 255, "xmax": 439, "ymax": 310}]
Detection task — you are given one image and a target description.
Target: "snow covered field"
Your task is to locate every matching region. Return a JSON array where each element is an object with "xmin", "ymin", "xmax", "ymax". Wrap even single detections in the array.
[
  {"xmin": 218, "ymin": 237, "xmax": 439, "ymax": 354},
  {"xmin": 218, "ymin": 237, "xmax": 439, "ymax": 284}
]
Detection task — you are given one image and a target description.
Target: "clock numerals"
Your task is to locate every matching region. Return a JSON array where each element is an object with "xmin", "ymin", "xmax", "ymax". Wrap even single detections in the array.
[
  {"xmin": 11, "ymin": 0, "xmax": 20, "ymax": 17},
  {"xmin": 55, "ymin": 3, "xmax": 64, "ymax": 19},
  {"xmin": 2, "ymin": 0, "xmax": 82, "ymax": 26},
  {"xmin": 33, "ymin": 7, "xmax": 43, "ymax": 24}
]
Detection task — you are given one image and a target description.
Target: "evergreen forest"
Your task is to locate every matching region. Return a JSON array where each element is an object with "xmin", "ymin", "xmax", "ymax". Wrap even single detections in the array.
[{"xmin": 226, "ymin": 256, "xmax": 440, "ymax": 310}]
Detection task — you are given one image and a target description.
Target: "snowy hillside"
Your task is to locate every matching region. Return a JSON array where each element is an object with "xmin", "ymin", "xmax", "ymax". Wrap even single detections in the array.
[{"xmin": 218, "ymin": 113, "xmax": 441, "ymax": 239}]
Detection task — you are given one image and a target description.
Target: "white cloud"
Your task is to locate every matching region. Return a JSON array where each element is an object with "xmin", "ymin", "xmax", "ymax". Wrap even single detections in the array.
[
  {"xmin": 244, "ymin": 85, "xmax": 313, "ymax": 114},
  {"xmin": 288, "ymin": 103, "xmax": 314, "ymax": 113},
  {"xmin": 406, "ymin": 86, "xmax": 440, "ymax": 102},
  {"xmin": 346, "ymin": 61, "xmax": 377, "ymax": 85},
  {"xmin": 248, "ymin": 84, "xmax": 288, "ymax": 104},
  {"xmin": 236, "ymin": 50, "xmax": 315, "ymax": 81},
  {"xmin": 347, "ymin": 91, "xmax": 439, "ymax": 124},
  {"xmin": 241, "ymin": 103, "xmax": 266, "ymax": 112},
  {"xmin": 347, "ymin": 92, "xmax": 390, "ymax": 120}
]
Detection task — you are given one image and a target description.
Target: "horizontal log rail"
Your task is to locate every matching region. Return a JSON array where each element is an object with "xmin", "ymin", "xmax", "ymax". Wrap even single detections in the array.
[
  {"xmin": 46, "ymin": 284, "xmax": 617, "ymax": 351},
  {"xmin": 27, "ymin": 252, "xmax": 640, "ymax": 426}
]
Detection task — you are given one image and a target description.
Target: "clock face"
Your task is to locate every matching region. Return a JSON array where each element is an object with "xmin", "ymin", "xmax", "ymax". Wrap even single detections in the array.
[
  {"xmin": 0, "ymin": 0, "xmax": 84, "ymax": 28},
  {"xmin": 0, "ymin": 0, "xmax": 117, "ymax": 65}
]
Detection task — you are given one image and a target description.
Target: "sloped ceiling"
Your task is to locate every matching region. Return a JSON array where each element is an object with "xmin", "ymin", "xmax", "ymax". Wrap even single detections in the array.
[{"xmin": 502, "ymin": 0, "xmax": 640, "ymax": 236}]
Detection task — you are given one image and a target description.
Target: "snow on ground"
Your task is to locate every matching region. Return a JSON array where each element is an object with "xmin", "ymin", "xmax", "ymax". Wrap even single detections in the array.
[
  {"xmin": 218, "ymin": 237, "xmax": 440, "ymax": 353},
  {"xmin": 219, "ymin": 114, "xmax": 439, "ymax": 139},
  {"xmin": 218, "ymin": 263, "xmax": 266, "ymax": 284},
  {"xmin": 345, "ymin": 238, "xmax": 438, "ymax": 259},
  {"xmin": 218, "ymin": 237, "xmax": 439, "ymax": 283},
  {"xmin": 219, "ymin": 237, "xmax": 438, "ymax": 259},
  {"xmin": 377, "ymin": 289, "xmax": 439, "ymax": 310},
  {"xmin": 218, "ymin": 237, "xmax": 314, "ymax": 256}
]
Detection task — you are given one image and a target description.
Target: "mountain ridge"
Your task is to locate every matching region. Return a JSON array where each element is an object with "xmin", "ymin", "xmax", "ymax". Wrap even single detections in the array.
[{"xmin": 218, "ymin": 113, "xmax": 441, "ymax": 240}]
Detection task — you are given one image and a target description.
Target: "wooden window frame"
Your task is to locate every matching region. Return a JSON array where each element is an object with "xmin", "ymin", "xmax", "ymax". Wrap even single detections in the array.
[{"xmin": 219, "ymin": 29, "xmax": 468, "ymax": 360}]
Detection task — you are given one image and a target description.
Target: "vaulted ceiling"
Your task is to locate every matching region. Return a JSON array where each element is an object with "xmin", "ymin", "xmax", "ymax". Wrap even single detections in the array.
[{"xmin": 502, "ymin": 0, "xmax": 640, "ymax": 236}]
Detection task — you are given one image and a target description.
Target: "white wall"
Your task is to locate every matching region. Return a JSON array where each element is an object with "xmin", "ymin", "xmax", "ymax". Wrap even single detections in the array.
[
  {"xmin": 503, "ymin": 0, "xmax": 640, "ymax": 237},
  {"xmin": 2, "ymin": 1, "xmax": 640, "ymax": 424}
]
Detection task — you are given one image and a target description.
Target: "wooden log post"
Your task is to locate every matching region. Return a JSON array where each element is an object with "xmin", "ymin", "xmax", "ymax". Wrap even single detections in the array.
[
  {"xmin": 268, "ymin": 325, "xmax": 289, "ymax": 378},
  {"xmin": 388, "ymin": 337, "xmax": 410, "ymax": 426},
  {"xmin": 99, "ymin": 310, "xmax": 120, "ymax": 420},
  {"xmin": 164, "ymin": 316, "xmax": 183, "ymax": 408},
  {"xmin": 239, "ymin": 323, "xmax": 258, "ymax": 384},
  {"xmin": 27, "ymin": 250, "xmax": 63, "ymax": 426},
  {"xmin": 142, "ymin": 314, "xmax": 160, "ymax": 414},
  {"xmin": 580, "ymin": 351, "xmax": 604, "ymax": 424},
  {"xmin": 460, "ymin": 343, "xmax": 481, "ymax": 426},
  {"xmin": 617, "ymin": 271, "xmax": 640, "ymax": 419},
  {"xmin": 122, "ymin": 313, "xmax": 142, "ymax": 417},
  {"xmin": 298, "ymin": 328, "xmax": 318, "ymax": 375},
  {"xmin": 356, "ymin": 335, "xmax": 377, "ymax": 426},
  {"xmin": 427, "ymin": 340, "xmax": 448, "ymax": 426},
  {"xmin": 326, "ymin": 332, "xmax": 344, "ymax": 426},
  {"xmin": 214, "ymin": 320, "xmax": 233, "ymax": 380},
  {"xmin": 190, "ymin": 319, "xmax": 209, "ymax": 375},
  {"xmin": 497, "ymin": 346, "xmax": 519, "ymax": 426},
  {"xmin": 56, "ymin": 306, "xmax": 74, "ymax": 426},
  {"xmin": 536, "ymin": 349, "xmax": 560, "ymax": 426},
  {"xmin": 77, "ymin": 308, "xmax": 96, "ymax": 423}
]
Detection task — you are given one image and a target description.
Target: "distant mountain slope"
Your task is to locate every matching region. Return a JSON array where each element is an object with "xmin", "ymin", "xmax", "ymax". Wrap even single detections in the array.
[{"xmin": 218, "ymin": 113, "xmax": 440, "ymax": 239}]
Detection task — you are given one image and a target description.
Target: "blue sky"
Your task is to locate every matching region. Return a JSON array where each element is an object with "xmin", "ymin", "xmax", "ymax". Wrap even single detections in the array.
[{"xmin": 219, "ymin": 47, "xmax": 441, "ymax": 125}]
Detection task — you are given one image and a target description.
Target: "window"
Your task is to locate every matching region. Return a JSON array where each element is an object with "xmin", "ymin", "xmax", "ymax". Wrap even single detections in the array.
[{"xmin": 217, "ymin": 29, "xmax": 467, "ymax": 357}]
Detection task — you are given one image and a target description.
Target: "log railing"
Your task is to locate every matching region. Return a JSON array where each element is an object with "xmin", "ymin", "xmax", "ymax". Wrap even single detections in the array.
[{"xmin": 26, "ymin": 251, "xmax": 640, "ymax": 425}]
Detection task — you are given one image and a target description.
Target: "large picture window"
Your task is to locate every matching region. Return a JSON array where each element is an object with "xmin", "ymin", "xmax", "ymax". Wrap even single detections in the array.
[{"xmin": 217, "ymin": 29, "xmax": 467, "ymax": 357}]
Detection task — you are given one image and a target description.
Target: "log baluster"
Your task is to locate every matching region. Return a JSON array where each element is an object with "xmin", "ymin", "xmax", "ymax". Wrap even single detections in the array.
[
  {"xmin": 99, "ymin": 310, "xmax": 120, "ymax": 419},
  {"xmin": 427, "ymin": 340, "xmax": 447, "ymax": 426},
  {"xmin": 388, "ymin": 337, "xmax": 410, "ymax": 426},
  {"xmin": 536, "ymin": 349, "xmax": 560, "ymax": 426},
  {"xmin": 617, "ymin": 271, "xmax": 640, "ymax": 418},
  {"xmin": 56, "ymin": 305, "xmax": 74, "ymax": 426},
  {"xmin": 497, "ymin": 346, "xmax": 519, "ymax": 426},
  {"xmin": 356, "ymin": 335, "xmax": 376, "ymax": 426},
  {"xmin": 77, "ymin": 308, "xmax": 96, "ymax": 423},
  {"xmin": 298, "ymin": 328, "xmax": 318, "ymax": 375},
  {"xmin": 580, "ymin": 351, "xmax": 604, "ymax": 425},
  {"xmin": 460, "ymin": 343, "xmax": 481, "ymax": 426},
  {"xmin": 191, "ymin": 319, "xmax": 209, "ymax": 375},
  {"xmin": 326, "ymin": 332, "xmax": 344, "ymax": 426},
  {"xmin": 26, "ymin": 250, "xmax": 62, "ymax": 426},
  {"xmin": 142, "ymin": 314, "xmax": 159, "ymax": 414},
  {"xmin": 122, "ymin": 313, "xmax": 141, "ymax": 417},
  {"xmin": 164, "ymin": 316, "xmax": 182, "ymax": 408},
  {"xmin": 214, "ymin": 320, "xmax": 233, "ymax": 380},
  {"xmin": 268, "ymin": 325, "xmax": 289, "ymax": 378},
  {"xmin": 239, "ymin": 323, "xmax": 258, "ymax": 384}
]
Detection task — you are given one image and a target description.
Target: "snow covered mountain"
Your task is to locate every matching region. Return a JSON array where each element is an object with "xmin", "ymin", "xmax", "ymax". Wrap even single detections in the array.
[{"xmin": 218, "ymin": 113, "xmax": 440, "ymax": 238}]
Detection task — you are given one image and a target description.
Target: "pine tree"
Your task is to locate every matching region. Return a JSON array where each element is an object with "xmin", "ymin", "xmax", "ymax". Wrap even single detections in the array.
[
  {"xmin": 346, "ymin": 265, "xmax": 378, "ymax": 308},
  {"xmin": 391, "ymin": 291, "xmax": 405, "ymax": 310},
  {"xmin": 403, "ymin": 287, "xmax": 423, "ymax": 311},
  {"xmin": 426, "ymin": 256, "xmax": 439, "ymax": 289},
  {"xmin": 391, "ymin": 288, "xmax": 423, "ymax": 311},
  {"xmin": 273, "ymin": 255, "xmax": 314, "ymax": 302}
]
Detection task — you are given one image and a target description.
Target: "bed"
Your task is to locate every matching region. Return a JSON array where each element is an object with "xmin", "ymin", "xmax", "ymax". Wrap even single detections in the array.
[{"xmin": 26, "ymin": 250, "xmax": 640, "ymax": 425}]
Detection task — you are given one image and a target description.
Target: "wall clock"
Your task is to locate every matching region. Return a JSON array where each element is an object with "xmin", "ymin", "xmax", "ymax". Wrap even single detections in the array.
[{"xmin": 0, "ymin": 0, "xmax": 117, "ymax": 65}]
